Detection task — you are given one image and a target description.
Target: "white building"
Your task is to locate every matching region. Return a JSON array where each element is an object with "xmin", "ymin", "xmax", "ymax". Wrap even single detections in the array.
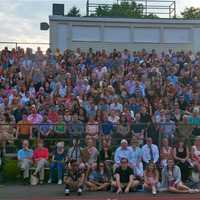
[{"xmin": 49, "ymin": 16, "xmax": 200, "ymax": 52}]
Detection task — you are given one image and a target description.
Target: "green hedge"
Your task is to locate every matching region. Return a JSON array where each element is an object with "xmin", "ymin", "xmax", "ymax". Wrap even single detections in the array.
[{"xmin": 2, "ymin": 158, "xmax": 20, "ymax": 182}]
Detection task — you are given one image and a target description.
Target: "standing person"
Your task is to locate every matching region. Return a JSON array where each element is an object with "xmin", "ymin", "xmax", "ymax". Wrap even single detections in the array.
[
  {"xmin": 67, "ymin": 138, "xmax": 83, "ymax": 165},
  {"xmin": 173, "ymin": 139, "xmax": 192, "ymax": 182},
  {"xmin": 32, "ymin": 140, "xmax": 49, "ymax": 184},
  {"xmin": 160, "ymin": 138, "xmax": 173, "ymax": 168},
  {"xmin": 144, "ymin": 161, "xmax": 159, "ymax": 195},
  {"xmin": 17, "ymin": 140, "xmax": 33, "ymax": 184},
  {"xmin": 48, "ymin": 142, "xmax": 67, "ymax": 185},
  {"xmin": 114, "ymin": 139, "xmax": 133, "ymax": 169},
  {"xmin": 131, "ymin": 136, "xmax": 144, "ymax": 179},
  {"xmin": 64, "ymin": 159, "xmax": 85, "ymax": 196},
  {"xmin": 111, "ymin": 158, "xmax": 140, "ymax": 194},
  {"xmin": 160, "ymin": 159, "xmax": 198, "ymax": 193},
  {"xmin": 142, "ymin": 137, "xmax": 159, "ymax": 169}
]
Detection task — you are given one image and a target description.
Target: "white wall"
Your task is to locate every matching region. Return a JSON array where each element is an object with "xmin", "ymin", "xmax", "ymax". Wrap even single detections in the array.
[{"xmin": 50, "ymin": 17, "xmax": 200, "ymax": 52}]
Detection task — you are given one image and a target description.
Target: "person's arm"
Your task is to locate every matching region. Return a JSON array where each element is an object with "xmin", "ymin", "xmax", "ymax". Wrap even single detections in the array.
[
  {"xmin": 142, "ymin": 146, "xmax": 149, "ymax": 163},
  {"xmin": 114, "ymin": 173, "xmax": 122, "ymax": 193},
  {"xmin": 78, "ymin": 172, "xmax": 85, "ymax": 187},
  {"xmin": 174, "ymin": 166, "xmax": 182, "ymax": 185},
  {"xmin": 185, "ymin": 147, "xmax": 190, "ymax": 161},
  {"xmin": 16, "ymin": 125, "xmax": 19, "ymax": 139},
  {"xmin": 155, "ymin": 169, "xmax": 159, "ymax": 183},
  {"xmin": 17, "ymin": 150, "xmax": 21, "ymax": 161},
  {"xmin": 144, "ymin": 170, "xmax": 149, "ymax": 184},
  {"xmin": 153, "ymin": 145, "xmax": 159, "ymax": 163},
  {"xmin": 29, "ymin": 125, "xmax": 33, "ymax": 139},
  {"xmin": 114, "ymin": 149, "xmax": 120, "ymax": 165},
  {"xmin": 125, "ymin": 174, "xmax": 134, "ymax": 193}
]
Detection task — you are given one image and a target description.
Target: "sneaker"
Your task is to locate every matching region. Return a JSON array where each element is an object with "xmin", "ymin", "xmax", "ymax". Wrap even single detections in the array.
[
  {"xmin": 152, "ymin": 187, "xmax": 157, "ymax": 195},
  {"xmin": 48, "ymin": 179, "xmax": 52, "ymax": 184},
  {"xmin": 65, "ymin": 188, "xmax": 70, "ymax": 196},
  {"xmin": 57, "ymin": 179, "xmax": 62, "ymax": 185},
  {"xmin": 77, "ymin": 188, "xmax": 82, "ymax": 196}
]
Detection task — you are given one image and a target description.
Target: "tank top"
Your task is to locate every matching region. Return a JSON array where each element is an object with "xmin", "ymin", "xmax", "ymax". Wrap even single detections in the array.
[{"xmin": 176, "ymin": 147, "xmax": 186, "ymax": 159}]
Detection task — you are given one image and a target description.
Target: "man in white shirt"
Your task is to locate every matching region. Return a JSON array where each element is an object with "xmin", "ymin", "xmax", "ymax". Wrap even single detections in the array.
[{"xmin": 142, "ymin": 137, "xmax": 159, "ymax": 169}]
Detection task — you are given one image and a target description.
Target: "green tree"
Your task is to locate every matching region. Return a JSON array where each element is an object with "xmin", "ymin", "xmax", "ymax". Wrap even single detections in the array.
[
  {"xmin": 94, "ymin": 0, "xmax": 158, "ymax": 18},
  {"xmin": 67, "ymin": 6, "xmax": 81, "ymax": 17},
  {"xmin": 181, "ymin": 7, "xmax": 200, "ymax": 19}
]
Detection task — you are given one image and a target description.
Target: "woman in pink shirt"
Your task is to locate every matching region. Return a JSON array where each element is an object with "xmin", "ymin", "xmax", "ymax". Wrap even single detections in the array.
[{"xmin": 33, "ymin": 140, "xmax": 49, "ymax": 184}]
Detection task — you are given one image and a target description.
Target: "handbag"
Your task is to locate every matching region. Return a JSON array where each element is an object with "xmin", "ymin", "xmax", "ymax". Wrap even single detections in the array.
[{"xmin": 30, "ymin": 174, "xmax": 39, "ymax": 186}]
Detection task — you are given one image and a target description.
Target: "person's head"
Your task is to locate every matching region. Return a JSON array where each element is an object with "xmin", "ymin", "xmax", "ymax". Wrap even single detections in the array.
[
  {"xmin": 121, "ymin": 139, "xmax": 128, "ymax": 149},
  {"xmin": 146, "ymin": 161, "xmax": 157, "ymax": 172},
  {"xmin": 176, "ymin": 139, "xmax": 185, "ymax": 148},
  {"xmin": 72, "ymin": 137, "xmax": 80, "ymax": 147},
  {"xmin": 22, "ymin": 140, "xmax": 29, "ymax": 149},
  {"xmin": 135, "ymin": 113, "xmax": 141, "ymax": 121},
  {"xmin": 146, "ymin": 137, "xmax": 153, "ymax": 145},
  {"xmin": 37, "ymin": 139, "xmax": 44, "ymax": 148},
  {"xmin": 70, "ymin": 159, "xmax": 79, "ymax": 171},
  {"xmin": 87, "ymin": 138, "xmax": 94, "ymax": 148},
  {"xmin": 131, "ymin": 136, "xmax": 139, "ymax": 148},
  {"xmin": 167, "ymin": 159, "xmax": 175, "ymax": 169},
  {"xmin": 56, "ymin": 141, "xmax": 64, "ymax": 151},
  {"xmin": 195, "ymin": 136, "xmax": 200, "ymax": 147},
  {"xmin": 22, "ymin": 114, "xmax": 27, "ymax": 121},
  {"xmin": 162, "ymin": 138, "xmax": 169, "ymax": 147},
  {"xmin": 120, "ymin": 157, "xmax": 128, "ymax": 169},
  {"xmin": 91, "ymin": 162, "xmax": 97, "ymax": 171},
  {"xmin": 73, "ymin": 113, "xmax": 79, "ymax": 121}
]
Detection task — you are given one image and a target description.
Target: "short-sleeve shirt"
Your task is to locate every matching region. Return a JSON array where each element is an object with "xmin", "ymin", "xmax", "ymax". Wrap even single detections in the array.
[{"xmin": 114, "ymin": 166, "xmax": 133, "ymax": 183}]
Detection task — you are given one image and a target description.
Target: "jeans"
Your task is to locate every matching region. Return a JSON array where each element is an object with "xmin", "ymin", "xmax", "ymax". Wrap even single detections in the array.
[{"xmin": 49, "ymin": 161, "xmax": 64, "ymax": 180}]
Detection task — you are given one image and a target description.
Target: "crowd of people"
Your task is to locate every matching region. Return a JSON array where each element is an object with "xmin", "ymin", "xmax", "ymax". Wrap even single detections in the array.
[{"xmin": 1, "ymin": 46, "xmax": 200, "ymax": 195}]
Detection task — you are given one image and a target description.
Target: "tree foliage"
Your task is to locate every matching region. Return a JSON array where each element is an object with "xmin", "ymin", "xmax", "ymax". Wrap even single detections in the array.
[
  {"xmin": 181, "ymin": 7, "xmax": 200, "ymax": 19},
  {"xmin": 67, "ymin": 6, "xmax": 81, "ymax": 17},
  {"xmin": 94, "ymin": 0, "xmax": 158, "ymax": 18}
]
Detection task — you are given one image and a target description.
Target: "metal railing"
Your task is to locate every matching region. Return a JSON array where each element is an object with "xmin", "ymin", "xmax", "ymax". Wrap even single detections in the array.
[
  {"xmin": 0, "ymin": 42, "xmax": 49, "ymax": 52},
  {"xmin": 86, "ymin": 0, "xmax": 176, "ymax": 18}
]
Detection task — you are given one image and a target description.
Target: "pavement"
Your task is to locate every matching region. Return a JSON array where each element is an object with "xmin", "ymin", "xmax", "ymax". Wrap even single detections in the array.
[{"xmin": 1, "ymin": 185, "xmax": 200, "ymax": 200}]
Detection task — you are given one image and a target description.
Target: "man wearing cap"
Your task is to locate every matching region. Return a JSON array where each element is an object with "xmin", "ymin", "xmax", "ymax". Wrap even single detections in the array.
[{"xmin": 114, "ymin": 139, "xmax": 133, "ymax": 168}]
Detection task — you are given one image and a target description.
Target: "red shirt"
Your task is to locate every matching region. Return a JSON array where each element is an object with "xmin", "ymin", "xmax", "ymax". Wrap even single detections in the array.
[
  {"xmin": 33, "ymin": 147, "xmax": 49, "ymax": 161},
  {"xmin": 48, "ymin": 111, "xmax": 59, "ymax": 123}
]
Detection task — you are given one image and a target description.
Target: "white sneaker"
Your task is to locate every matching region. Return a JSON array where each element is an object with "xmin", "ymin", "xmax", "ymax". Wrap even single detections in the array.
[
  {"xmin": 57, "ymin": 179, "xmax": 62, "ymax": 185},
  {"xmin": 47, "ymin": 179, "xmax": 52, "ymax": 184},
  {"xmin": 152, "ymin": 187, "xmax": 157, "ymax": 195},
  {"xmin": 77, "ymin": 188, "xmax": 82, "ymax": 195},
  {"xmin": 65, "ymin": 188, "xmax": 70, "ymax": 196}
]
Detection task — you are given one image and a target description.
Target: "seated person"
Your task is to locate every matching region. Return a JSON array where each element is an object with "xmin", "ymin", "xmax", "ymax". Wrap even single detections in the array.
[
  {"xmin": 111, "ymin": 157, "xmax": 140, "ymax": 194},
  {"xmin": 85, "ymin": 116, "xmax": 99, "ymax": 141},
  {"xmin": 38, "ymin": 115, "xmax": 53, "ymax": 138},
  {"xmin": 86, "ymin": 162, "xmax": 110, "ymax": 191},
  {"xmin": 81, "ymin": 138, "xmax": 99, "ymax": 167},
  {"xmin": 17, "ymin": 140, "xmax": 33, "ymax": 184},
  {"xmin": 144, "ymin": 161, "xmax": 159, "ymax": 195},
  {"xmin": 64, "ymin": 159, "xmax": 85, "ymax": 196},
  {"xmin": 16, "ymin": 114, "xmax": 32, "ymax": 140},
  {"xmin": 54, "ymin": 115, "xmax": 66, "ymax": 137},
  {"xmin": 160, "ymin": 159, "xmax": 199, "ymax": 193},
  {"xmin": 131, "ymin": 136, "xmax": 144, "ymax": 179},
  {"xmin": 48, "ymin": 142, "xmax": 67, "ymax": 185},
  {"xmin": 32, "ymin": 140, "xmax": 49, "ymax": 184}
]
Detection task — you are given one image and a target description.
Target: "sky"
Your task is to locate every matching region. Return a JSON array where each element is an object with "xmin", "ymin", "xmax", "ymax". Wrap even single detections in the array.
[{"xmin": 0, "ymin": 0, "xmax": 199, "ymax": 49}]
